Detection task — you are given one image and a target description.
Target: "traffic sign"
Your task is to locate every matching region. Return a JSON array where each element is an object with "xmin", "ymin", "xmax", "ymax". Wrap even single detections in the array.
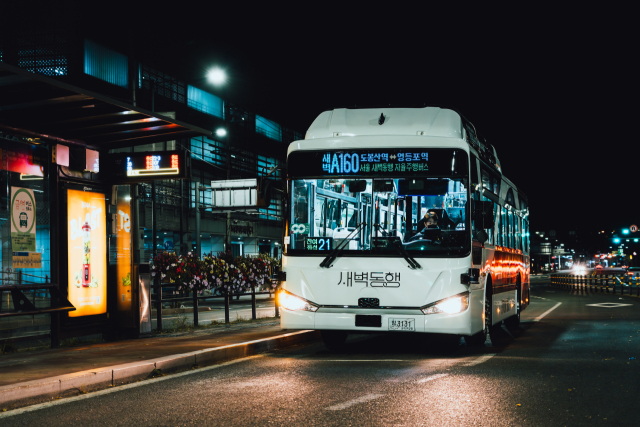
[{"xmin": 630, "ymin": 224, "xmax": 638, "ymax": 233}]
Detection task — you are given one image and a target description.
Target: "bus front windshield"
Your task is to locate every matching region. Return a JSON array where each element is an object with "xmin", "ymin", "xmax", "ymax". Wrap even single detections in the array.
[{"xmin": 289, "ymin": 176, "xmax": 469, "ymax": 256}]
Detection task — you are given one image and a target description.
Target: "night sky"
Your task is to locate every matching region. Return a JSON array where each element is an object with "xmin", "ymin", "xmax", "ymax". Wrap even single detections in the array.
[{"xmin": 22, "ymin": 4, "xmax": 638, "ymax": 235}]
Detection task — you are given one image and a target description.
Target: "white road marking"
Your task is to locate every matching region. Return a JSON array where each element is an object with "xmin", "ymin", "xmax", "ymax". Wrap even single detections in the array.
[
  {"xmin": 585, "ymin": 303, "xmax": 632, "ymax": 308},
  {"xmin": 0, "ymin": 355, "xmax": 264, "ymax": 419},
  {"xmin": 533, "ymin": 302, "xmax": 562, "ymax": 322},
  {"xmin": 417, "ymin": 373, "xmax": 449, "ymax": 383},
  {"xmin": 318, "ymin": 359, "xmax": 405, "ymax": 362},
  {"xmin": 463, "ymin": 354, "xmax": 496, "ymax": 366},
  {"xmin": 325, "ymin": 393, "xmax": 384, "ymax": 411}
]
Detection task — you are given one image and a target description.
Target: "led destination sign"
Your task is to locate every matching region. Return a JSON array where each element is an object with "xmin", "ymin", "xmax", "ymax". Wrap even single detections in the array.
[
  {"xmin": 304, "ymin": 237, "xmax": 333, "ymax": 251},
  {"xmin": 108, "ymin": 151, "xmax": 188, "ymax": 182},
  {"xmin": 288, "ymin": 149, "xmax": 467, "ymax": 177},
  {"xmin": 127, "ymin": 154, "xmax": 180, "ymax": 176},
  {"xmin": 321, "ymin": 151, "xmax": 429, "ymax": 174}
]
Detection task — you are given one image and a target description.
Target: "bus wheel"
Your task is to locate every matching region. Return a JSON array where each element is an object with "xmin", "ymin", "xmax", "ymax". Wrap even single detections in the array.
[
  {"xmin": 321, "ymin": 331, "xmax": 348, "ymax": 350},
  {"xmin": 505, "ymin": 281, "xmax": 521, "ymax": 329},
  {"xmin": 465, "ymin": 294, "xmax": 490, "ymax": 346}
]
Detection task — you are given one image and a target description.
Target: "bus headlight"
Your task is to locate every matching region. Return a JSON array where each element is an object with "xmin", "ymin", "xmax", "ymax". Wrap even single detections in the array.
[
  {"xmin": 279, "ymin": 290, "xmax": 319, "ymax": 312},
  {"xmin": 421, "ymin": 293, "xmax": 469, "ymax": 315}
]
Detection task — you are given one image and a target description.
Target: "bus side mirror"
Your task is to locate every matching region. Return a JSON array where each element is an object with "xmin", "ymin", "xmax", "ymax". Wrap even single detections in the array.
[{"xmin": 474, "ymin": 230, "xmax": 489, "ymax": 244}]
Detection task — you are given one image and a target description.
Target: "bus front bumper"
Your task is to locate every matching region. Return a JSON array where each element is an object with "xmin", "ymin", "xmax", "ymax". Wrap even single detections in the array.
[{"xmin": 280, "ymin": 306, "xmax": 475, "ymax": 335}]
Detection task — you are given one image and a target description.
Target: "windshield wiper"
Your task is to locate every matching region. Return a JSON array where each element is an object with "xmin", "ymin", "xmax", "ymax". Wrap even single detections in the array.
[
  {"xmin": 374, "ymin": 223, "xmax": 422, "ymax": 270},
  {"xmin": 319, "ymin": 222, "xmax": 366, "ymax": 268}
]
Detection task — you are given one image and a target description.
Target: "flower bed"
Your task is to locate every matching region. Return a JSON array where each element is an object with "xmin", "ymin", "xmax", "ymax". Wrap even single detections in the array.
[{"xmin": 151, "ymin": 251, "xmax": 278, "ymax": 294}]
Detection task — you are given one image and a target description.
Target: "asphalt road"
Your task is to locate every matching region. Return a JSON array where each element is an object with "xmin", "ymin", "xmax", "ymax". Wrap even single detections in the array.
[{"xmin": 3, "ymin": 279, "xmax": 640, "ymax": 426}]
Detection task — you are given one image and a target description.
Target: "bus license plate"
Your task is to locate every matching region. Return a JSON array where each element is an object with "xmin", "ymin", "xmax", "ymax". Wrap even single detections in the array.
[{"xmin": 389, "ymin": 318, "xmax": 415, "ymax": 331}]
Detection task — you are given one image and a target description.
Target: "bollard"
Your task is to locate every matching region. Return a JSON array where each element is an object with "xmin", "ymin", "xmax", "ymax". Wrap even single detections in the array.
[
  {"xmin": 275, "ymin": 287, "xmax": 280, "ymax": 318},
  {"xmin": 620, "ymin": 276, "xmax": 624, "ymax": 295},
  {"xmin": 605, "ymin": 276, "xmax": 609, "ymax": 294},
  {"xmin": 613, "ymin": 275, "xmax": 616, "ymax": 294}
]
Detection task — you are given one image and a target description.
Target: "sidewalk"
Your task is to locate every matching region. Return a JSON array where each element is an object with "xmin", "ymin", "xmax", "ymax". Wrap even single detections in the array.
[{"xmin": 0, "ymin": 319, "xmax": 319, "ymax": 410}]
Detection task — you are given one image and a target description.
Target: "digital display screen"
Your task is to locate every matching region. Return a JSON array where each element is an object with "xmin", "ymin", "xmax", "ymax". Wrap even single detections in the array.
[
  {"xmin": 288, "ymin": 149, "xmax": 467, "ymax": 177},
  {"xmin": 126, "ymin": 154, "xmax": 180, "ymax": 176},
  {"xmin": 108, "ymin": 151, "xmax": 188, "ymax": 182},
  {"xmin": 304, "ymin": 237, "xmax": 333, "ymax": 251}
]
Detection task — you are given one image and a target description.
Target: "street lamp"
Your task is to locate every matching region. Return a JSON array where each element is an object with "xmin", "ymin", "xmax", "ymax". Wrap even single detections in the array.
[
  {"xmin": 206, "ymin": 67, "xmax": 227, "ymax": 86},
  {"xmin": 216, "ymin": 128, "xmax": 227, "ymax": 137}
]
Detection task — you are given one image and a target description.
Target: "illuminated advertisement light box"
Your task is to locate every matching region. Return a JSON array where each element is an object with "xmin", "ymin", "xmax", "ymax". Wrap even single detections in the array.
[
  {"xmin": 0, "ymin": 139, "xmax": 47, "ymax": 176},
  {"xmin": 67, "ymin": 189, "xmax": 107, "ymax": 317},
  {"xmin": 107, "ymin": 151, "xmax": 188, "ymax": 182},
  {"xmin": 115, "ymin": 185, "xmax": 132, "ymax": 312}
]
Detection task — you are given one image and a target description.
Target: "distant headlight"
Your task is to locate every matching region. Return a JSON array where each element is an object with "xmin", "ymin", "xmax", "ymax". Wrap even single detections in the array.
[
  {"xmin": 280, "ymin": 290, "xmax": 319, "ymax": 312},
  {"xmin": 421, "ymin": 293, "xmax": 469, "ymax": 315}
]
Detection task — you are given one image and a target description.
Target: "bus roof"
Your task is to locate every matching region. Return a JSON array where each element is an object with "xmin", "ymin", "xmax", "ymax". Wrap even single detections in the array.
[{"xmin": 305, "ymin": 107, "xmax": 463, "ymax": 140}]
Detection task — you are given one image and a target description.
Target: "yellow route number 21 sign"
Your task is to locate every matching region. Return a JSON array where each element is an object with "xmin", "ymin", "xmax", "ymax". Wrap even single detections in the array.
[{"xmin": 67, "ymin": 189, "xmax": 107, "ymax": 317}]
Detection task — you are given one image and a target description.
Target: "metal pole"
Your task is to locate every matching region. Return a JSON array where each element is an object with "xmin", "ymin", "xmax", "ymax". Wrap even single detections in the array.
[
  {"xmin": 193, "ymin": 291, "xmax": 199, "ymax": 327},
  {"xmin": 152, "ymin": 181, "xmax": 157, "ymax": 260},
  {"xmin": 155, "ymin": 274, "xmax": 162, "ymax": 331},
  {"xmin": 180, "ymin": 179, "xmax": 184, "ymax": 255},
  {"xmin": 224, "ymin": 291, "xmax": 230, "ymax": 324},
  {"xmin": 251, "ymin": 284, "xmax": 256, "ymax": 320},
  {"xmin": 195, "ymin": 181, "xmax": 201, "ymax": 258},
  {"xmin": 225, "ymin": 140, "xmax": 232, "ymax": 254}
]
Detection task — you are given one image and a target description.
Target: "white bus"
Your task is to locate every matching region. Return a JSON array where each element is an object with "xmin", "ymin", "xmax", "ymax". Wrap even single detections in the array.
[{"xmin": 280, "ymin": 107, "xmax": 530, "ymax": 349}]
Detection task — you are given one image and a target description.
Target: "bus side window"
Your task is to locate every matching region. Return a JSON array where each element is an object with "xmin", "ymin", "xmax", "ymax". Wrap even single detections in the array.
[
  {"xmin": 495, "ymin": 206, "xmax": 501, "ymax": 246},
  {"xmin": 501, "ymin": 207, "xmax": 508, "ymax": 247},
  {"xmin": 471, "ymin": 155, "xmax": 479, "ymax": 186},
  {"xmin": 510, "ymin": 212, "xmax": 515, "ymax": 249},
  {"xmin": 481, "ymin": 169, "xmax": 491, "ymax": 192}
]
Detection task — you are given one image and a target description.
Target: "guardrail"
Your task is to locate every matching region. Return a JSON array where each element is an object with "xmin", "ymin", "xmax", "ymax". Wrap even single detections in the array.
[
  {"xmin": 153, "ymin": 275, "xmax": 281, "ymax": 331},
  {"xmin": 550, "ymin": 273, "xmax": 640, "ymax": 296}
]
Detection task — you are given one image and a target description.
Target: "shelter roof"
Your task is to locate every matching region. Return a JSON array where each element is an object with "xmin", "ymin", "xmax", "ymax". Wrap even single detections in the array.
[{"xmin": 0, "ymin": 62, "xmax": 211, "ymax": 149}]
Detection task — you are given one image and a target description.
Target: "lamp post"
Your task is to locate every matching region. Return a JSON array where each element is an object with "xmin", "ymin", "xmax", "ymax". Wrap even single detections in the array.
[{"xmin": 204, "ymin": 67, "xmax": 229, "ymax": 253}]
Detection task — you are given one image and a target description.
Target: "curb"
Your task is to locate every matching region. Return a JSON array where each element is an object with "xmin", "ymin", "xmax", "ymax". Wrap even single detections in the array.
[{"xmin": 0, "ymin": 329, "xmax": 320, "ymax": 411}]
